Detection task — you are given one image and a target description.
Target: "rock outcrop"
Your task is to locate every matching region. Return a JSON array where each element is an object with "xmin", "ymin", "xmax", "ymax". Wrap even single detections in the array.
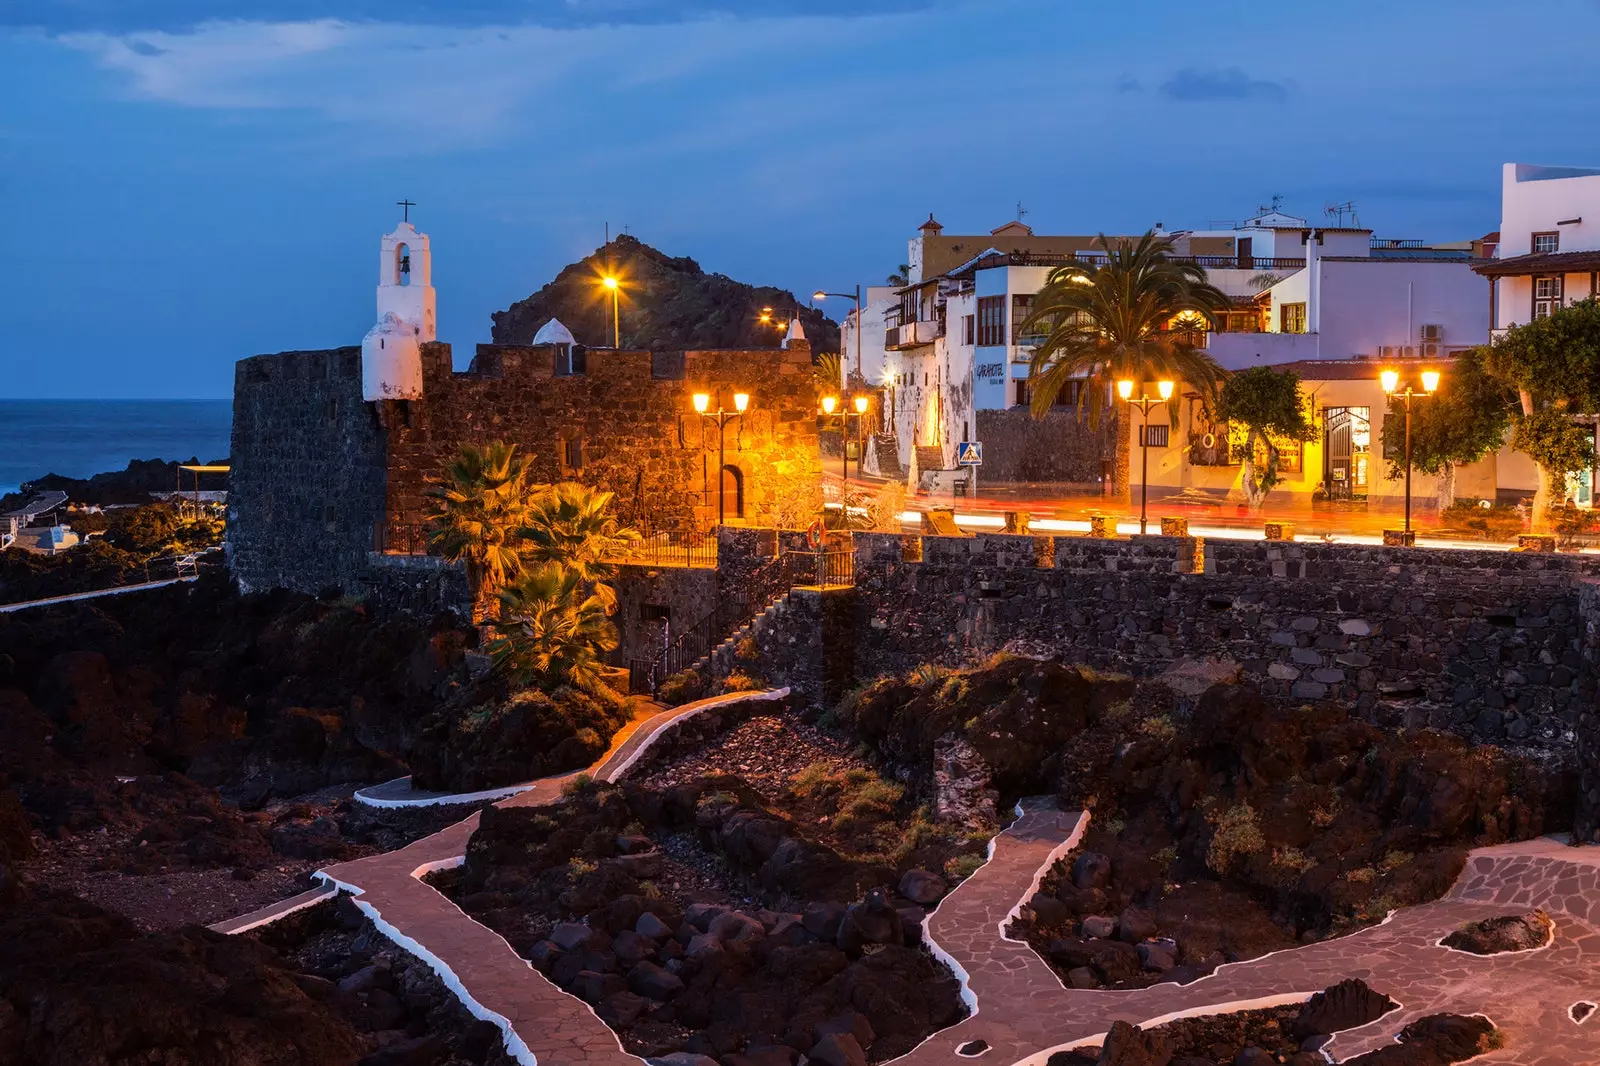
[{"xmin": 490, "ymin": 235, "xmax": 840, "ymax": 354}]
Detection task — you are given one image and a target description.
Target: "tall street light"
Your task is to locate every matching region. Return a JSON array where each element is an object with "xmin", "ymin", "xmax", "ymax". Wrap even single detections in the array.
[
  {"xmin": 601, "ymin": 275, "xmax": 621, "ymax": 347},
  {"xmin": 1380, "ymin": 367, "xmax": 1440, "ymax": 541},
  {"xmin": 693, "ymin": 391, "xmax": 750, "ymax": 526},
  {"xmin": 1117, "ymin": 378, "xmax": 1175, "ymax": 535},
  {"xmin": 820, "ymin": 393, "xmax": 871, "ymax": 491},
  {"xmin": 813, "ymin": 286, "xmax": 863, "ymax": 379}
]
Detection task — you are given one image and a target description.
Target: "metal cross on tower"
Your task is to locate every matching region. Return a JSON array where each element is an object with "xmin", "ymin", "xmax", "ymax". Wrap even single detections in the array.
[{"xmin": 397, "ymin": 199, "xmax": 416, "ymax": 222}]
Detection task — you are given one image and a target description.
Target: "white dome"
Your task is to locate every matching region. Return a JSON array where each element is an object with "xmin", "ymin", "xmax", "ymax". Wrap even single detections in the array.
[
  {"xmin": 533, "ymin": 318, "xmax": 577, "ymax": 346},
  {"xmin": 783, "ymin": 317, "xmax": 807, "ymax": 348},
  {"xmin": 362, "ymin": 311, "xmax": 424, "ymax": 400}
]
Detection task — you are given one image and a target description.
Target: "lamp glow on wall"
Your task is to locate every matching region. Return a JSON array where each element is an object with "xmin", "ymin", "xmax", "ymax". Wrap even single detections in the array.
[
  {"xmin": 1117, "ymin": 378, "xmax": 1176, "ymax": 535},
  {"xmin": 690, "ymin": 392, "xmax": 750, "ymax": 524},
  {"xmin": 1381, "ymin": 367, "xmax": 1441, "ymax": 540}
]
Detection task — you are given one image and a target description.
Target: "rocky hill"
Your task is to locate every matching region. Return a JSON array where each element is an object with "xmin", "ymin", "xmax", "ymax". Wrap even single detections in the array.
[{"xmin": 491, "ymin": 234, "xmax": 841, "ymax": 354}]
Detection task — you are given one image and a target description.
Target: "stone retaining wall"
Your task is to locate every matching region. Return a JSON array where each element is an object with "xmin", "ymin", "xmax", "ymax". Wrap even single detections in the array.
[{"xmin": 852, "ymin": 532, "xmax": 1600, "ymax": 748}]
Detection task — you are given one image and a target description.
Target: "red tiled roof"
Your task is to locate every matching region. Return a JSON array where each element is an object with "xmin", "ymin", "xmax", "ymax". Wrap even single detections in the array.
[{"xmin": 1473, "ymin": 250, "xmax": 1600, "ymax": 277}]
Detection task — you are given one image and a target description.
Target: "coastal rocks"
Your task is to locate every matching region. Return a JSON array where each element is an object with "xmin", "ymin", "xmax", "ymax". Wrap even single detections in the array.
[
  {"xmin": 1440, "ymin": 911, "xmax": 1553, "ymax": 955},
  {"xmin": 897, "ymin": 869, "xmax": 947, "ymax": 905},
  {"xmin": 932, "ymin": 736, "xmax": 999, "ymax": 830},
  {"xmin": 0, "ymin": 868, "xmax": 368, "ymax": 1066},
  {"xmin": 1290, "ymin": 979, "xmax": 1397, "ymax": 1042}
]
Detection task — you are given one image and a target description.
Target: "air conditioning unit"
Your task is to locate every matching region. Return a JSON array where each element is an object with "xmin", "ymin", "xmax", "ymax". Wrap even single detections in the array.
[
  {"xmin": 1420, "ymin": 323, "xmax": 1444, "ymax": 342},
  {"xmin": 1378, "ymin": 345, "xmax": 1401, "ymax": 360},
  {"xmin": 1422, "ymin": 342, "xmax": 1441, "ymax": 358},
  {"xmin": 1402, "ymin": 345, "xmax": 1417, "ymax": 359}
]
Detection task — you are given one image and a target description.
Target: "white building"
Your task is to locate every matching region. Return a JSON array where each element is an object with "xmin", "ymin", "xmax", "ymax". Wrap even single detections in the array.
[
  {"xmin": 849, "ymin": 210, "xmax": 1484, "ymax": 488},
  {"xmin": 1476, "ymin": 162, "xmax": 1600, "ymax": 333}
]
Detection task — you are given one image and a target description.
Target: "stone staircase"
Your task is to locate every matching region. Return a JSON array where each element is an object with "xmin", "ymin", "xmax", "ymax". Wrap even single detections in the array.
[
  {"xmin": 693, "ymin": 588, "xmax": 794, "ymax": 680},
  {"xmin": 914, "ymin": 444, "xmax": 946, "ymax": 472}
]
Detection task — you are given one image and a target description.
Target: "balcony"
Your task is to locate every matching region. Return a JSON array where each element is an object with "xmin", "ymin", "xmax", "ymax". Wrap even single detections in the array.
[{"xmin": 885, "ymin": 319, "xmax": 943, "ymax": 350}]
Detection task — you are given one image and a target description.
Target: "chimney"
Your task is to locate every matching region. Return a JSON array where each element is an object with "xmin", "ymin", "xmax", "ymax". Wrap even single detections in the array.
[{"xmin": 1304, "ymin": 229, "xmax": 1322, "ymax": 335}]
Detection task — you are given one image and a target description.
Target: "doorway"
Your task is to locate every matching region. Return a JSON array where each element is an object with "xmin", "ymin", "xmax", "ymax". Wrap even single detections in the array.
[
  {"xmin": 720, "ymin": 464, "xmax": 745, "ymax": 520},
  {"xmin": 1323, "ymin": 406, "xmax": 1371, "ymax": 500}
]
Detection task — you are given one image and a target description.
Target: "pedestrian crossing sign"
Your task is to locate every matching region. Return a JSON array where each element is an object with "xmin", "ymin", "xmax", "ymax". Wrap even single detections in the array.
[{"xmin": 957, "ymin": 441, "xmax": 983, "ymax": 466}]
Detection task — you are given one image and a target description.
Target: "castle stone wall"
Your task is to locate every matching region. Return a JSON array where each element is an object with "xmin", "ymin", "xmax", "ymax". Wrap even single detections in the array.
[
  {"xmin": 852, "ymin": 533, "xmax": 1600, "ymax": 748},
  {"xmin": 228, "ymin": 347, "xmax": 388, "ymax": 596},
  {"xmin": 380, "ymin": 341, "xmax": 822, "ymax": 538},
  {"xmin": 974, "ymin": 407, "xmax": 1114, "ymax": 485}
]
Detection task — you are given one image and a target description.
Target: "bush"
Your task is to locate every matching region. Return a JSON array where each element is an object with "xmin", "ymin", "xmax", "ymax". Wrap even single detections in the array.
[
  {"xmin": 658, "ymin": 668, "xmax": 705, "ymax": 706},
  {"xmin": 720, "ymin": 669, "xmax": 762, "ymax": 693},
  {"xmin": 409, "ymin": 680, "xmax": 631, "ymax": 792},
  {"xmin": 1206, "ymin": 803, "xmax": 1266, "ymax": 874},
  {"xmin": 1438, "ymin": 500, "xmax": 1524, "ymax": 541}
]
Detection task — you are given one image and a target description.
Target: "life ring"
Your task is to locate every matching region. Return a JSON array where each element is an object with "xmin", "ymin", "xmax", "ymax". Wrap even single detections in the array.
[
  {"xmin": 806, "ymin": 520, "xmax": 825, "ymax": 549},
  {"xmin": 1202, "ymin": 432, "xmax": 1217, "ymax": 449}
]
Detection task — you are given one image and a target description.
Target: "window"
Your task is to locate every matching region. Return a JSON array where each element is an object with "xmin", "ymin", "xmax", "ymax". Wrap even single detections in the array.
[
  {"xmin": 899, "ymin": 289, "xmax": 921, "ymax": 325},
  {"xmin": 1014, "ymin": 380, "xmax": 1029, "ymax": 407},
  {"xmin": 554, "ymin": 344, "xmax": 587, "ymax": 376},
  {"xmin": 976, "ymin": 296, "xmax": 1006, "ymax": 345},
  {"xmin": 560, "ymin": 431, "xmax": 584, "ymax": 471},
  {"xmin": 640, "ymin": 604, "xmax": 671, "ymax": 622},
  {"xmin": 1280, "ymin": 302, "xmax": 1308, "ymax": 334},
  {"xmin": 963, "ymin": 315, "xmax": 975, "ymax": 345},
  {"xmin": 1011, "ymin": 294, "xmax": 1038, "ymax": 345},
  {"xmin": 1533, "ymin": 232, "xmax": 1560, "ymax": 255},
  {"xmin": 1534, "ymin": 276, "xmax": 1564, "ymax": 318},
  {"xmin": 1142, "ymin": 424, "xmax": 1170, "ymax": 448}
]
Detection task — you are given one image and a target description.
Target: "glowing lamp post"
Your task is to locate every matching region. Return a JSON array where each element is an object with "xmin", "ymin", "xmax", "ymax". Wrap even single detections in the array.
[
  {"xmin": 814, "ymin": 286, "xmax": 863, "ymax": 379},
  {"xmin": 1117, "ymin": 378, "xmax": 1175, "ymax": 535},
  {"xmin": 692, "ymin": 391, "xmax": 750, "ymax": 526},
  {"xmin": 1381, "ymin": 367, "xmax": 1439, "ymax": 543},
  {"xmin": 820, "ymin": 393, "xmax": 871, "ymax": 493},
  {"xmin": 601, "ymin": 275, "xmax": 621, "ymax": 347}
]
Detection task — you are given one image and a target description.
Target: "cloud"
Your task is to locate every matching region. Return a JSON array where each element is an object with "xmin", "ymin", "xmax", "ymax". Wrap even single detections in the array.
[
  {"xmin": 53, "ymin": 11, "xmax": 910, "ymax": 151},
  {"xmin": 5, "ymin": 0, "xmax": 932, "ymax": 34},
  {"xmin": 1158, "ymin": 67, "xmax": 1287, "ymax": 102},
  {"xmin": 1113, "ymin": 73, "xmax": 1140, "ymax": 93}
]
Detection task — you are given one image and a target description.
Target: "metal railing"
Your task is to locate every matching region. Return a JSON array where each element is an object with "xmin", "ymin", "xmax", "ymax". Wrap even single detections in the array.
[
  {"xmin": 786, "ymin": 548, "xmax": 855, "ymax": 589},
  {"xmin": 608, "ymin": 529, "xmax": 717, "ymax": 569},
  {"xmin": 374, "ymin": 522, "xmax": 430, "ymax": 555}
]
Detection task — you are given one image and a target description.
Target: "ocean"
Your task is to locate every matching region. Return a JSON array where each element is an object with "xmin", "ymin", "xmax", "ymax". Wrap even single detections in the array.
[{"xmin": 0, "ymin": 400, "xmax": 233, "ymax": 497}]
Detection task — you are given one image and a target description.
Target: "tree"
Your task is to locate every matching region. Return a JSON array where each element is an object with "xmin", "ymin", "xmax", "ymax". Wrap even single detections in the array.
[
  {"xmin": 1480, "ymin": 299, "xmax": 1600, "ymax": 530},
  {"xmin": 1382, "ymin": 348, "xmax": 1513, "ymax": 512},
  {"xmin": 489, "ymin": 566, "xmax": 618, "ymax": 687},
  {"xmin": 425, "ymin": 442, "xmax": 539, "ymax": 619},
  {"xmin": 1019, "ymin": 231, "xmax": 1231, "ymax": 497},
  {"xmin": 1212, "ymin": 366, "xmax": 1317, "ymax": 512},
  {"xmin": 516, "ymin": 482, "xmax": 639, "ymax": 613},
  {"xmin": 886, "ymin": 263, "xmax": 910, "ymax": 286}
]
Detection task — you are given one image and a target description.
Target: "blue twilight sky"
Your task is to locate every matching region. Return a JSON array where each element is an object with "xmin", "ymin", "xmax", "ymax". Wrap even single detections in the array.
[{"xmin": 3, "ymin": 0, "xmax": 1599, "ymax": 398}]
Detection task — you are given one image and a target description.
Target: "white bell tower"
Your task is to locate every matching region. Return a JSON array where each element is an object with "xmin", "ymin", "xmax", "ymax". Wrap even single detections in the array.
[{"xmin": 362, "ymin": 204, "xmax": 436, "ymax": 401}]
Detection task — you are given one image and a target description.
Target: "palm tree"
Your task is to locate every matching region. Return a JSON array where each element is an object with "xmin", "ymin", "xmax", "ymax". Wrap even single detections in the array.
[
  {"xmin": 489, "ymin": 566, "xmax": 618, "ymax": 687},
  {"xmin": 1019, "ymin": 231, "xmax": 1231, "ymax": 498},
  {"xmin": 425, "ymin": 441, "xmax": 539, "ymax": 619},
  {"xmin": 887, "ymin": 263, "xmax": 911, "ymax": 286},
  {"xmin": 516, "ymin": 482, "xmax": 640, "ymax": 613}
]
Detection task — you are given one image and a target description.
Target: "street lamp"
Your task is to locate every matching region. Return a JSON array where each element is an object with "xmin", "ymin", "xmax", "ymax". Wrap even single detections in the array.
[
  {"xmin": 814, "ymin": 286, "xmax": 863, "ymax": 380},
  {"xmin": 1380, "ymin": 367, "xmax": 1440, "ymax": 541},
  {"xmin": 1116, "ymin": 378, "xmax": 1175, "ymax": 535},
  {"xmin": 820, "ymin": 393, "xmax": 870, "ymax": 493},
  {"xmin": 601, "ymin": 275, "xmax": 621, "ymax": 347},
  {"xmin": 692, "ymin": 391, "xmax": 750, "ymax": 526}
]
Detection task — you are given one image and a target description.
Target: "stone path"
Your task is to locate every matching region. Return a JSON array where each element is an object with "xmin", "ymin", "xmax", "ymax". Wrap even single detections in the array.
[
  {"xmin": 893, "ymin": 799, "xmax": 1600, "ymax": 1066},
  {"xmin": 216, "ymin": 706, "xmax": 1600, "ymax": 1066},
  {"xmin": 212, "ymin": 689, "xmax": 791, "ymax": 1066}
]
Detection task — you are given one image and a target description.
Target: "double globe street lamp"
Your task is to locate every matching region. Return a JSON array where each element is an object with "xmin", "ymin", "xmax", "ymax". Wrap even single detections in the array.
[
  {"xmin": 820, "ymin": 394, "xmax": 871, "ymax": 489},
  {"xmin": 692, "ymin": 391, "xmax": 749, "ymax": 526},
  {"xmin": 1116, "ymin": 378, "xmax": 1175, "ymax": 535},
  {"xmin": 1380, "ymin": 367, "xmax": 1440, "ymax": 542}
]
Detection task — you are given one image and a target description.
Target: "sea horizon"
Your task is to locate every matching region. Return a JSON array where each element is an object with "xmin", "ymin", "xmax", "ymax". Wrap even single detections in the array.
[{"xmin": 0, "ymin": 398, "xmax": 233, "ymax": 497}]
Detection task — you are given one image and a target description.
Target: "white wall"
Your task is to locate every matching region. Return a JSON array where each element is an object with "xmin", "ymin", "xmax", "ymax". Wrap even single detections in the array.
[
  {"xmin": 841, "ymin": 285, "xmax": 899, "ymax": 387},
  {"xmin": 1499, "ymin": 162, "xmax": 1600, "ymax": 257},
  {"xmin": 1206, "ymin": 331, "xmax": 1322, "ymax": 369},
  {"xmin": 1316, "ymin": 260, "xmax": 1488, "ymax": 358}
]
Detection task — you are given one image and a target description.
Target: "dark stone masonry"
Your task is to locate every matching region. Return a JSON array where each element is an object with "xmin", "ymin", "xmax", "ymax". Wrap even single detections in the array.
[
  {"xmin": 228, "ymin": 340, "xmax": 821, "ymax": 598},
  {"xmin": 847, "ymin": 532, "xmax": 1600, "ymax": 749},
  {"xmin": 973, "ymin": 407, "xmax": 1113, "ymax": 485}
]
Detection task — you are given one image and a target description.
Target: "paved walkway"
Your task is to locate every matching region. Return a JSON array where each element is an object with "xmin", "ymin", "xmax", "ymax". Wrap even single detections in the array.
[
  {"xmin": 216, "ymin": 705, "xmax": 1600, "ymax": 1066},
  {"xmin": 0, "ymin": 575, "xmax": 197, "ymax": 613},
  {"xmin": 212, "ymin": 689, "xmax": 791, "ymax": 1066},
  {"xmin": 894, "ymin": 800, "xmax": 1600, "ymax": 1066}
]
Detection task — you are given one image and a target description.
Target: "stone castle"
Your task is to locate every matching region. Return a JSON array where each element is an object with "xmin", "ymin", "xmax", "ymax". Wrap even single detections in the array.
[{"xmin": 227, "ymin": 218, "xmax": 823, "ymax": 599}]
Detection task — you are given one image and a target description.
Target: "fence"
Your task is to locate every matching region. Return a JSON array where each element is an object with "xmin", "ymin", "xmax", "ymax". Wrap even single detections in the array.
[
  {"xmin": 374, "ymin": 522, "xmax": 430, "ymax": 556},
  {"xmin": 785, "ymin": 548, "xmax": 855, "ymax": 589},
  {"xmin": 609, "ymin": 529, "xmax": 718, "ymax": 569}
]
